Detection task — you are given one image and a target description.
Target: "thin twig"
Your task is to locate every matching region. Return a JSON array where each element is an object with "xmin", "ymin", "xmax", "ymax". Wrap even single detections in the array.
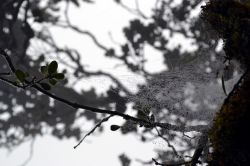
[
  {"xmin": 74, "ymin": 115, "xmax": 114, "ymax": 149},
  {"xmin": 152, "ymin": 158, "xmax": 191, "ymax": 166},
  {"xmin": 0, "ymin": 50, "xmax": 16, "ymax": 72},
  {"xmin": 23, "ymin": 0, "xmax": 30, "ymax": 24},
  {"xmin": 0, "ymin": 72, "xmax": 11, "ymax": 76},
  {"xmin": 182, "ymin": 131, "xmax": 196, "ymax": 140},
  {"xmin": 155, "ymin": 127, "xmax": 181, "ymax": 158},
  {"xmin": 19, "ymin": 138, "xmax": 35, "ymax": 166},
  {"xmin": 13, "ymin": 0, "xmax": 26, "ymax": 21},
  {"xmin": 116, "ymin": 0, "xmax": 148, "ymax": 19},
  {"xmin": 62, "ymin": 2, "xmax": 109, "ymax": 52},
  {"xmin": 134, "ymin": 0, "xmax": 148, "ymax": 19},
  {"xmin": 135, "ymin": 158, "xmax": 153, "ymax": 165},
  {"xmin": 0, "ymin": 76, "xmax": 24, "ymax": 88}
]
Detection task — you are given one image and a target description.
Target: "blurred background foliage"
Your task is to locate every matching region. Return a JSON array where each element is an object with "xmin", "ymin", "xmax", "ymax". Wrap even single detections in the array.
[{"xmin": 0, "ymin": 0, "xmax": 242, "ymax": 165}]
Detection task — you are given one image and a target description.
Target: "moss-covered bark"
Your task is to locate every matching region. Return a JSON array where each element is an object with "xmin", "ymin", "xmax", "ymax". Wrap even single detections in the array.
[
  {"xmin": 202, "ymin": 0, "xmax": 250, "ymax": 67},
  {"xmin": 209, "ymin": 70, "xmax": 250, "ymax": 165},
  {"xmin": 202, "ymin": 0, "xmax": 250, "ymax": 165}
]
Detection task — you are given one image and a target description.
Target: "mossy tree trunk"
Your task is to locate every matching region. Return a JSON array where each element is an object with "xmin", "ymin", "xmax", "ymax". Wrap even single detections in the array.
[
  {"xmin": 209, "ymin": 70, "xmax": 250, "ymax": 165},
  {"xmin": 201, "ymin": 0, "xmax": 250, "ymax": 165}
]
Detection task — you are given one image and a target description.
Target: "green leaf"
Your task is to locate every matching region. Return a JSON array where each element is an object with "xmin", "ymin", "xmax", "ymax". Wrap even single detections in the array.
[
  {"xmin": 39, "ymin": 82, "xmax": 51, "ymax": 90},
  {"xmin": 48, "ymin": 61, "xmax": 58, "ymax": 75},
  {"xmin": 49, "ymin": 79, "xmax": 57, "ymax": 85},
  {"xmin": 15, "ymin": 69, "xmax": 26, "ymax": 82},
  {"xmin": 53, "ymin": 73, "xmax": 65, "ymax": 80},
  {"xmin": 110, "ymin": 125, "xmax": 120, "ymax": 131},
  {"xmin": 40, "ymin": 65, "xmax": 48, "ymax": 75}
]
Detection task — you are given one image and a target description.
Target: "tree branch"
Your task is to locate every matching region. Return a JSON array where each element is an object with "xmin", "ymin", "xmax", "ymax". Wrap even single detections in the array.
[
  {"xmin": 115, "ymin": 0, "xmax": 148, "ymax": 19},
  {"xmin": 0, "ymin": 72, "xmax": 11, "ymax": 76},
  {"xmin": 0, "ymin": 50, "xmax": 207, "ymax": 133},
  {"xmin": 74, "ymin": 115, "xmax": 114, "ymax": 149},
  {"xmin": 61, "ymin": 1, "xmax": 109, "ymax": 52},
  {"xmin": 155, "ymin": 127, "xmax": 181, "ymax": 158},
  {"xmin": 152, "ymin": 158, "xmax": 191, "ymax": 166},
  {"xmin": 19, "ymin": 138, "xmax": 35, "ymax": 166}
]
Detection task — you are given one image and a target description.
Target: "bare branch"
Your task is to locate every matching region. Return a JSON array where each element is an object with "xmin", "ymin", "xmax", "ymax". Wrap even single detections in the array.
[
  {"xmin": 61, "ymin": 1, "xmax": 109, "ymax": 52},
  {"xmin": 152, "ymin": 158, "xmax": 191, "ymax": 166},
  {"xmin": 134, "ymin": 0, "xmax": 148, "ymax": 19},
  {"xmin": 24, "ymin": 0, "xmax": 30, "ymax": 24},
  {"xmin": 34, "ymin": 35, "xmax": 133, "ymax": 95},
  {"xmin": 13, "ymin": 0, "xmax": 26, "ymax": 21},
  {"xmin": 115, "ymin": 0, "xmax": 148, "ymax": 19},
  {"xmin": 19, "ymin": 138, "xmax": 35, "ymax": 166},
  {"xmin": 0, "ymin": 72, "xmax": 11, "ymax": 76},
  {"xmin": 155, "ymin": 127, "xmax": 181, "ymax": 158},
  {"xmin": 74, "ymin": 115, "xmax": 114, "ymax": 149},
  {"xmin": 190, "ymin": 131, "xmax": 208, "ymax": 166},
  {"xmin": 0, "ymin": 50, "xmax": 16, "ymax": 73}
]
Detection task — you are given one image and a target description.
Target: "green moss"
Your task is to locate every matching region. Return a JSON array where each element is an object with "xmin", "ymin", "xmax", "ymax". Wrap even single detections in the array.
[
  {"xmin": 202, "ymin": 1, "xmax": 250, "ymax": 165},
  {"xmin": 202, "ymin": 0, "xmax": 250, "ymax": 67},
  {"xmin": 208, "ymin": 71, "xmax": 250, "ymax": 165}
]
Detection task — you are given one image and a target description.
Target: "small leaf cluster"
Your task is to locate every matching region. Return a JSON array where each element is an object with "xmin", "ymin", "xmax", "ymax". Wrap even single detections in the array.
[
  {"xmin": 15, "ymin": 70, "xmax": 30, "ymax": 83},
  {"xmin": 137, "ymin": 105, "xmax": 151, "ymax": 121},
  {"xmin": 39, "ymin": 61, "xmax": 65, "ymax": 90},
  {"xmin": 14, "ymin": 61, "xmax": 65, "ymax": 90}
]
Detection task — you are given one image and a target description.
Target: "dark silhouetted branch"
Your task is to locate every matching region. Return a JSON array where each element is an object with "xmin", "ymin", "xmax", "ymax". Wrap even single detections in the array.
[
  {"xmin": 190, "ymin": 132, "xmax": 208, "ymax": 166},
  {"xmin": 152, "ymin": 158, "xmax": 191, "ymax": 166},
  {"xmin": 19, "ymin": 138, "xmax": 35, "ymax": 166},
  {"xmin": 155, "ymin": 127, "xmax": 181, "ymax": 158},
  {"xmin": 0, "ymin": 72, "xmax": 11, "ymax": 76},
  {"xmin": 0, "ymin": 50, "xmax": 207, "ymax": 133},
  {"xmin": 115, "ymin": 0, "xmax": 148, "ymax": 19},
  {"xmin": 74, "ymin": 115, "xmax": 114, "ymax": 149},
  {"xmin": 0, "ymin": 76, "xmax": 24, "ymax": 88},
  {"xmin": 61, "ymin": 1, "xmax": 109, "ymax": 52}
]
